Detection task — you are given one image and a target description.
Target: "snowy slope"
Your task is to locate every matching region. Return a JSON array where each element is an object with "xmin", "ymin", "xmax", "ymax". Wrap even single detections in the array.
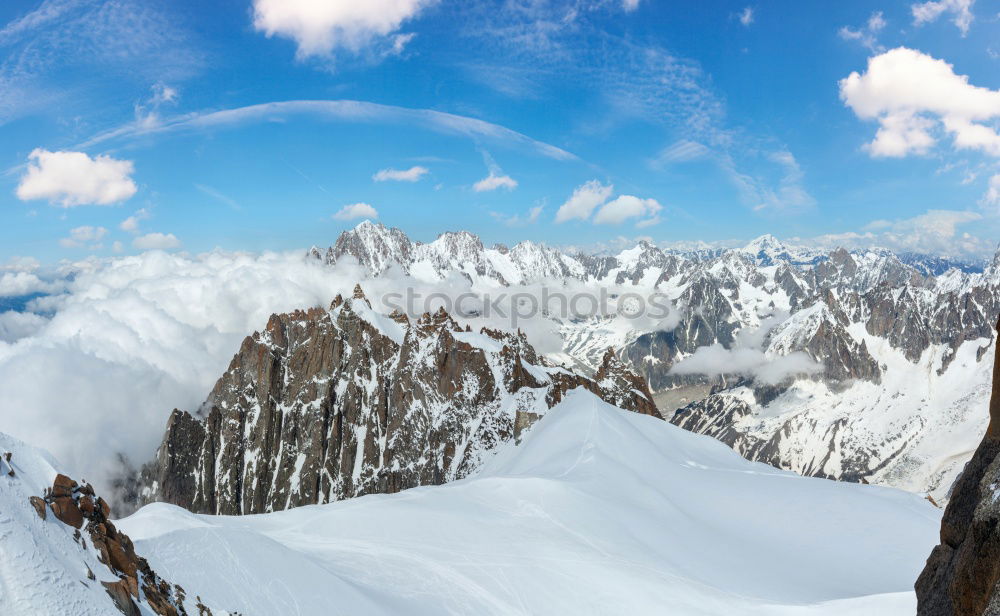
[
  {"xmin": 119, "ymin": 391, "xmax": 939, "ymax": 616},
  {"xmin": 0, "ymin": 433, "xmax": 155, "ymax": 615}
]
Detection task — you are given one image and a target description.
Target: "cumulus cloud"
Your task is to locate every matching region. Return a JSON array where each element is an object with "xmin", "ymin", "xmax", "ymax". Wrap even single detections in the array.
[
  {"xmin": 132, "ymin": 232, "xmax": 181, "ymax": 250},
  {"xmin": 1, "ymin": 256, "xmax": 41, "ymax": 273},
  {"xmin": 333, "ymin": 202, "xmax": 379, "ymax": 221},
  {"xmin": 0, "ymin": 311, "xmax": 47, "ymax": 343},
  {"xmin": 59, "ymin": 226, "xmax": 109, "ymax": 249},
  {"xmin": 593, "ymin": 195, "xmax": 662, "ymax": 226},
  {"xmin": 251, "ymin": 0, "xmax": 433, "ymax": 59},
  {"xmin": 911, "ymin": 0, "xmax": 974, "ymax": 35},
  {"xmin": 473, "ymin": 173, "xmax": 518, "ymax": 192},
  {"xmin": 16, "ymin": 149, "xmax": 138, "ymax": 207},
  {"xmin": 120, "ymin": 208, "xmax": 151, "ymax": 234},
  {"xmin": 555, "ymin": 180, "xmax": 614, "ymax": 223},
  {"xmin": 738, "ymin": 7, "xmax": 754, "ymax": 26},
  {"xmin": 0, "ymin": 272, "xmax": 62, "ymax": 297},
  {"xmin": 840, "ymin": 47, "xmax": 1000, "ymax": 158},
  {"xmin": 373, "ymin": 165, "xmax": 429, "ymax": 182}
]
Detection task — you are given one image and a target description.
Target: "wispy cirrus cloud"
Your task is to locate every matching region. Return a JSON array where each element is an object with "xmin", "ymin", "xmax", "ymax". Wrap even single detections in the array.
[
  {"xmin": 911, "ymin": 0, "xmax": 975, "ymax": 35},
  {"xmin": 373, "ymin": 166, "xmax": 429, "ymax": 182},
  {"xmin": 78, "ymin": 99, "xmax": 578, "ymax": 162},
  {"xmin": 0, "ymin": 0, "xmax": 202, "ymax": 125}
]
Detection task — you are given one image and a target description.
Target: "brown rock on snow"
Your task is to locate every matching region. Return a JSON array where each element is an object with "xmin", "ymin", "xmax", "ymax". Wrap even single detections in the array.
[
  {"xmin": 34, "ymin": 473, "xmax": 209, "ymax": 616},
  {"xmin": 916, "ymin": 317, "xmax": 1000, "ymax": 615},
  {"xmin": 29, "ymin": 495, "xmax": 46, "ymax": 520}
]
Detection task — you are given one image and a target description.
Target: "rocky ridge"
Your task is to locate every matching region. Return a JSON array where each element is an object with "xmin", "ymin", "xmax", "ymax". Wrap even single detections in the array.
[
  {"xmin": 307, "ymin": 221, "xmax": 1000, "ymax": 500},
  {"xmin": 140, "ymin": 285, "xmax": 658, "ymax": 515},
  {"xmin": 916, "ymin": 317, "xmax": 1000, "ymax": 615}
]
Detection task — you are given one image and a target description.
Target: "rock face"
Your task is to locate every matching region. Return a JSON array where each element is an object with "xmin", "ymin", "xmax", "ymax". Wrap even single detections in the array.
[
  {"xmin": 916, "ymin": 318, "xmax": 1000, "ymax": 615},
  {"xmin": 141, "ymin": 286, "xmax": 659, "ymax": 515},
  {"xmin": 35, "ymin": 473, "xmax": 204, "ymax": 616}
]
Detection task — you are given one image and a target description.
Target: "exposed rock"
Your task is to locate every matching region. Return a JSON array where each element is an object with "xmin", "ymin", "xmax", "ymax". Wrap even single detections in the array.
[
  {"xmin": 29, "ymin": 495, "xmax": 46, "ymax": 520},
  {"xmin": 35, "ymin": 474, "xmax": 207, "ymax": 616},
  {"xmin": 916, "ymin": 318, "xmax": 1000, "ymax": 615},
  {"xmin": 140, "ymin": 293, "xmax": 660, "ymax": 515}
]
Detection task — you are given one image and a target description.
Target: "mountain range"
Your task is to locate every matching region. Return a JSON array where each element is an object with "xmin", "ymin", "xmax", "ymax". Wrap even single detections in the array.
[{"xmin": 307, "ymin": 221, "xmax": 1000, "ymax": 502}]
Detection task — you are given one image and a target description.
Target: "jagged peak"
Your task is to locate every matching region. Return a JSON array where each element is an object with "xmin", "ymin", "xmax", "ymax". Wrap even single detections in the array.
[{"xmin": 352, "ymin": 284, "xmax": 367, "ymax": 300}]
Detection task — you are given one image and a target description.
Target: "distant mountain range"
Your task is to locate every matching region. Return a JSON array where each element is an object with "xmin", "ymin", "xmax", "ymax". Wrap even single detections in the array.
[{"xmin": 304, "ymin": 221, "xmax": 1000, "ymax": 502}]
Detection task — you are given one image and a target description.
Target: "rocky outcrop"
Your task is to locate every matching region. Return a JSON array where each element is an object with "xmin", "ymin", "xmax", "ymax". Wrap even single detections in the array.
[
  {"xmin": 916, "ymin": 319, "xmax": 1000, "ymax": 615},
  {"xmin": 34, "ymin": 473, "xmax": 207, "ymax": 616},
  {"xmin": 141, "ymin": 286, "xmax": 659, "ymax": 515}
]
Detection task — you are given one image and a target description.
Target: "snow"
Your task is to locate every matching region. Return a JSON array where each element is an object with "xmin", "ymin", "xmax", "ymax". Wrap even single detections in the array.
[
  {"xmin": 112, "ymin": 391, "xmax": 939, "ymax": 615},
  {"xmin": 0, "ymin": 433, "xmax": 146, "ymax": 615}
]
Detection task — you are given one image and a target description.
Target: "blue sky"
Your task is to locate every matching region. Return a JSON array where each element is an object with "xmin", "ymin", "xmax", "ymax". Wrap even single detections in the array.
[{"xmin": 1, "ymin": 0, "xmax": 999, "ymax": 262}]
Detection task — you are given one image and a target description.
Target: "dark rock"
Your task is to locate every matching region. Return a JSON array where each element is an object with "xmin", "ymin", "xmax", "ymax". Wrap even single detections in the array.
[
  {"xmin": 916, "ymin": 318, "xmax": 1000, "ymax": 614},
  {"xmin": 140, "ymin": 297, "xmax": 660, "ymax": 515}
]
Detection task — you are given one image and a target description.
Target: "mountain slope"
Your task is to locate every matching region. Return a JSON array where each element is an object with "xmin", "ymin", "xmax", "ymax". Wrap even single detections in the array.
[
  {"xmin": 140, "ymin": 286, "xmax": 658, "ymax": 514},
  {"xmin": 120, "ymin": 390, "xmax": 940, "ymax": 616},
  {"xmin": 0, "ymin": 433, "xmax": 213, "ymax": 616}
]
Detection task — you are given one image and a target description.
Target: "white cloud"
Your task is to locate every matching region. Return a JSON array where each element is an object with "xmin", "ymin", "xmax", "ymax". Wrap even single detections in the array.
[
  {"xmin": 491, "ymin": 204, "xmax": 543, "ymax": 227},
  {"xmin": 982, "ymin": 174, "xmax": 1000, "ymax": 211},
  {"xmin": 82, "ymin": 100, "xmax": 577, "ymax": 162},
  {"xmin": 195, "ymin": 184, "xmax": 242, "ymax": 210},
  {"xmin": 0, "ymin": 310, "xmax": 47, "ymax": 344},
  {"xmin": 0, "ymin": 272, "xmax": 61, "ymax": 297},
  {"xmin": 653, "ymin": 140, "xmax": 710, "ymax": 166},
  {"xmin": 622, "ymin": 0, "xmax": 640, "ymax": 12},
  {"xmin": 251, "ymin": 0, "xmax": 433, "ymax": 59},
  {"xmin": 333, "ymin": 202, "xmax": 379, "ymax": 221},
  {"xmin": 555, "ymin": 180, "xmax": 614, "ymax": 223},
  {"xmin": 132, "ymin": 232, "xmax": 181, "ymax": 250},
  {"xmin": 59, "ymin": 226, "xmax": 109, "ymax": 249},
  {"xmin": 473, "ymin": 173, "xmax": 518, "ymax": 192},
  {"xmin": 911, "ymin": 0, "xmax": 974, "ymax": 35},
  {"xmin": 671, "ymin": 315, "xmax": 821, "ymax": 385},
  {"xmin": 16, "ymin": 149, "xmax": 137, "ymax": 207},
  {"xmin": 840, "ymin": 47, "xmax": 1000, "ymax": 158},
  {"xmin": 723, "ymin": 150, "xmax": 815, "ymax": 213},
  {"xmin": 807, "ymin": 209, "xmax": 990, "ymax": 260},
  {"xmin": 593, "ymin": 195, "xmax": 662, "ymax": 226},
  {"xmin": 1, "ymin": 256, "xmax": 40, "ymax": 273},
  {"xmin": 838, "ymin": 11, "xmax": 886, "ymax": 52},
  {"xmin": 120, "ymin": 208, "xmax": 151, "ymax": 234},
  {"xmin": 739, "ymin": 7, "xmax": 754, "ymax": 26},
  {"xmin": 672, "ymin": 344, "xmax": 820, "ymax": 385},
  {"xmin": 373, "ymin": 166, "xmax": 429, "ymax": 182}
]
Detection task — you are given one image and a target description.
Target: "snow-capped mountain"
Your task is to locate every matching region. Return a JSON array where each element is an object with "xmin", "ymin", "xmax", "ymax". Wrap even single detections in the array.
[
  {"xmin": 119, "ymin": 391, "xmax": 939, "ymax": 615},
  {"xmin": 307, "ymin": 221, "xmax": 1000, "ymax": 502},
  {"xmin": 139, "ymin": 285, "xmax": 658, "ymax": 515}
]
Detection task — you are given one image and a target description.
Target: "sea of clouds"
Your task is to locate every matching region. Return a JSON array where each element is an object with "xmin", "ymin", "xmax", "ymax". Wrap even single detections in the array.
[{"xmin": 0, "ymin": 248, "xmax": 813, "ymax": 500}]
